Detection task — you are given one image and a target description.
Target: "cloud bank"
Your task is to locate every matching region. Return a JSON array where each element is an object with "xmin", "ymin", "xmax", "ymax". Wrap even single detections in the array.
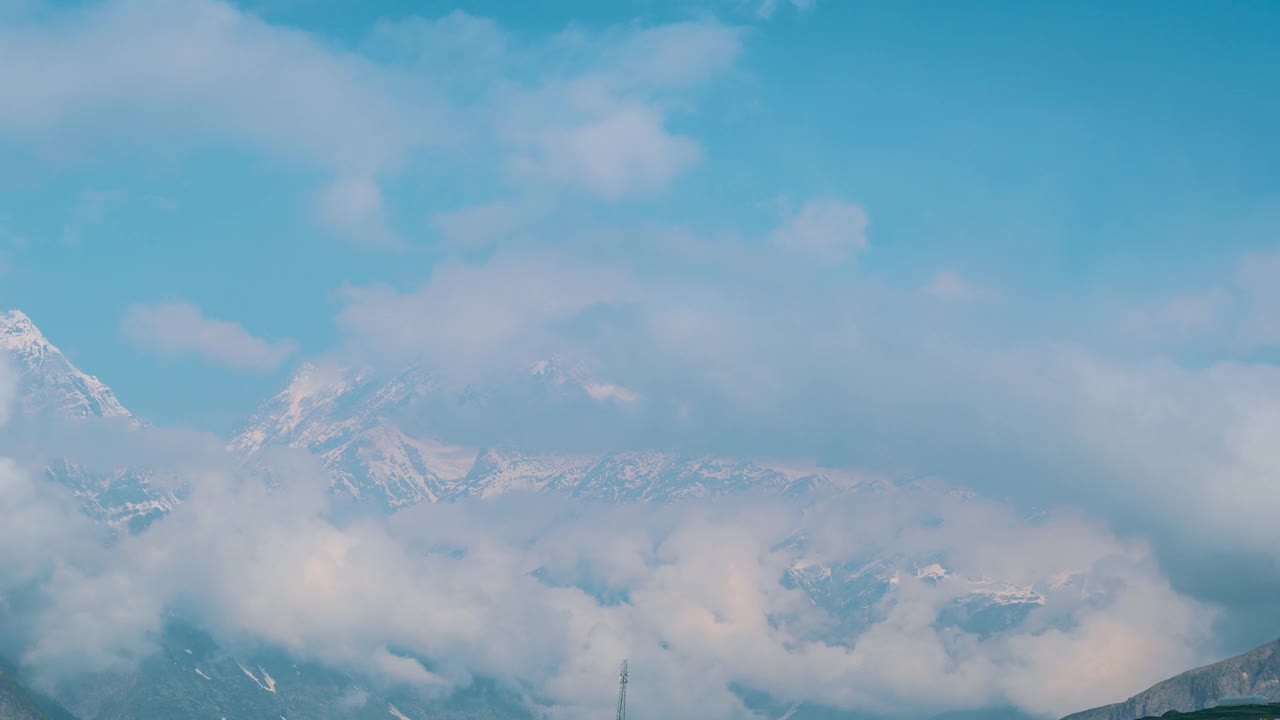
[
  {"xmin": 0, "ymin": 438, "xmax": 1213, "ymax": 719},
  {"xmin": 2, "ymin": 357, "xmax": 1213, "ymax": 720},
  {"xmin": 324, "ymin": 223, "xmax": 1280, "ymax": 656}
]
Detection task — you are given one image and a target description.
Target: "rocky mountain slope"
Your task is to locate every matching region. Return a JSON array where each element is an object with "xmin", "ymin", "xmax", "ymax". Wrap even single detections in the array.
[
  {"xmin": 1062, "ymin": 638, "xmax": 1280, "ymax": 720},
  {"xmin": 0, "ymin": 311, "xmax": 130, "ymax": 421},
  {"xmin": 0, "ymin": 310, "xmax": 174, "ymax": 529}
]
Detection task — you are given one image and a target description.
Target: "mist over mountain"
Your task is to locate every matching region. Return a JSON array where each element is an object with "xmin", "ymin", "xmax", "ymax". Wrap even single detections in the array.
[
  {"xmin": 0, "ymin": 311, "xmax": 175, "ymax": 530},
  {"xmin": 0, "ymin": 310, "xmax": 1213, "ymax": 720},
  {"xmin": 227, "ymin": 357, "xmax": 868, "ymax": 510}
]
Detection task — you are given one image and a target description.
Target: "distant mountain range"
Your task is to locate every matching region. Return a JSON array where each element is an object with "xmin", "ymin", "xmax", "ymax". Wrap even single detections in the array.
[
  {"xmin": 227, "ymin": 357, "xmax": 866, "ymax": 509},
  {"xmin": 1, "ymin": 309, "xmax": 1050, "ymax": 639},
  {"xmin": 1, "ymin": 309, "xmax": 867, "ymax": 518},
  {"xmin": 1062, "ymin": 638, "xmax": 1280, "ymax": 720},
  {"xmin": 0, "ymin": 307, "xmax": 1234, "ymax": 720}
]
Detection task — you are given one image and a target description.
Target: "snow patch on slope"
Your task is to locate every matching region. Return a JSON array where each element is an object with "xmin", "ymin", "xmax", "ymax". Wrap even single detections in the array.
[{"xmin": 239, "ymin": 663, "xmax": 277, "ymax": 693}]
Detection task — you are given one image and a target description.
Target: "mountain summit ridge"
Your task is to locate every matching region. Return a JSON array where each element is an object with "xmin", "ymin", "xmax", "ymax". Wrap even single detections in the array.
[
  {"xmin": 0, "ymin": 309, "xmax": 132, "ymax": 421},
  {"xmin": 228, "ymin": 359, "xmax": 872, "ymax": 509}
]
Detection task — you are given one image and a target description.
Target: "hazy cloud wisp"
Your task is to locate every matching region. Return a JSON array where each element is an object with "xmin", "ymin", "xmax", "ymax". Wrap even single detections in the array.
[{"xmin": 121, "ymin": 302, "xmax": 295, "ymax": 371}]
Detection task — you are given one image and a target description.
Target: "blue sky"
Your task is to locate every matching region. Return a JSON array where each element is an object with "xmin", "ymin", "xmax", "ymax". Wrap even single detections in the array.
[{"xmin": 1, "ymin": 0, "xmax": 1279, "ymax": 434}]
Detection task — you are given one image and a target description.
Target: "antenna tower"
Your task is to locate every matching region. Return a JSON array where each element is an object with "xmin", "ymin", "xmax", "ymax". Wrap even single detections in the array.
[{"xmin": 614, "ymin": 660, "xmax": 629, "ymax": 720}]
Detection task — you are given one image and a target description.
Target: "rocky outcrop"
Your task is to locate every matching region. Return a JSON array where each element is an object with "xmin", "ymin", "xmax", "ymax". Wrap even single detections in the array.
[{"xmin": 1062, "ymin": 639, "xmax": 1280, "ymax": 720}]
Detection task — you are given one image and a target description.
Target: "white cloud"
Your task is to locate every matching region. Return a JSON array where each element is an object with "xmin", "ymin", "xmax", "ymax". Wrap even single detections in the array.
[
  {"xmin": 772, "ymin": 197, "xmax": 869, "ymax": 263},
  {"xmin": 923, "ymin": 269, "xmax": 990, "ymax": 303},
  {"xmin": 315, "ymin": 174, "xmax": 403, "ymax": 249},
  {"xmin": 494, "ymin": 20, "xmax": 741, "ymax": 198},
  {"xmin": 518, "ymin": 105, "xmax": 701, "ymax": 199},
  {"xmin": 1118, "ymin": 289, "xmax": 1228, "ymax": 344},
  {"xmin": 0, "ymin": 359, "xmax": 13, "ymax": 430},
  {"xmin": 121, "ymin": 302, "xmax": 295, "ymax": 371},
  {"xmin": 1237, "ymin": 248, "xmax": 1280, "ymax": 348},
  {"xmin": 334, "ymin": 255, "xmax": 629, "ymax": 376},
  {"xmin": 0, "ymin": 0, "xmax": 448, "ymax": 245},
  {"xmin": 1, "ymin": 458, "xmax": 1213, "ymax": 719},
  {"xmin": 1, "ymin": 5, "xmax": 743, "ymax": 242},
  {"xmin": 599, "ymin": 20, "xmax": 743, "ymax": 90},
  {"xmin": 430, "ymin": 201, "xmax": 531, "ymax": 250},
  {"xmin": 0, "ymin": 0, "xmax": 442, "ymax": 162}
]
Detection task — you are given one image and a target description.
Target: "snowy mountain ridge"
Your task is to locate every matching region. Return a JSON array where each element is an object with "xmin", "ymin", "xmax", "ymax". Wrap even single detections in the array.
[
  {"xmin": 0, "ymin": 310, "xmax": 132, "ymax": 421},
  {"xmin": 2, "ymin": 310, "xmax": 870, "ymax": 520},
  {"xmin": 0, "ymin": 309, "xmax": 172, "ymax": 528},
  {"xmin": 228, "ymin": 358, "xmax": 875, "ymax": 509}
]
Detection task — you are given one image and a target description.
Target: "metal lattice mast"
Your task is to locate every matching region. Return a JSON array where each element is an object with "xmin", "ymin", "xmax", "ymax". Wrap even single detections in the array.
[{"xmin": 614, "ymin": 660, "xmax": 629, "ymax": 720}]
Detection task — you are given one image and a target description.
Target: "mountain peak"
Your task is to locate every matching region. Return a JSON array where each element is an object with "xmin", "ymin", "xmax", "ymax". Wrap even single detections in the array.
[
  {"xmin": 1, "ymin": 308, "xmax": 34, "ymax": 324},
  {"xmin": 0, "ymin": 308, "xmax": 132, "ymax": 420},
  {"xmin": 1, "ymin": 309, "xmax": 45, "ymax": 351}
]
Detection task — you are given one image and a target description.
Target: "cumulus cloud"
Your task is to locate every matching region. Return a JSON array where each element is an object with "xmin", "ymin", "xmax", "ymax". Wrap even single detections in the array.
[
  {"xmin": 334, "ymin": 254, "xmax": 630, "ymax": 375},
  {"xmin": 0, "ymin": 448, "xmax": 1214, "ymax": 719},
  {"xmin": 0, "ymin": 0, "xmax": 446, "ymax": 245},
  {"xmin": 519, "ymin": 105, "xmax": 702, "ymax": 199},
  {"xmin": 494, "ymin": 20, "xmax": 741, "ymax": 198},
  {"xmin": 315, "ymin": 174, "xmax": 403, "ymax": 249},
  {"xmin": 1, "ymin": 3, "xmax": 742, "ymax": 241},
  {"xmin": 121, "ymin": 302, "xmax": 295, "ymax": 371},
  {"xmin": 0, "ymin": 0, "xmax": 442, "ymax": 163},
  {"xmin": 772, "ymin": 198, "xmax": 869, "ymax": 263}
]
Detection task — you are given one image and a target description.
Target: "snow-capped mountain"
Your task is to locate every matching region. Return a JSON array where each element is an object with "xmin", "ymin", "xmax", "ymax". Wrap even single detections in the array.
[
  {"xmin": 229, "ymin": 361, "xmax": 475, "ymax": 507},
  {"xmin": 0, "ymin": 310, "xmax": 131, "ymax": 420},
  {"xmin": 0, "ymin": 309, "xmax": 173, "ymax": 528},
  {"xmin": 230, "ymin": 358, "xmax": 1055, "ymax": 646},
  {"xmin": 228, "ymin": 359, "xmax": 867, "ymax": 509}
]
